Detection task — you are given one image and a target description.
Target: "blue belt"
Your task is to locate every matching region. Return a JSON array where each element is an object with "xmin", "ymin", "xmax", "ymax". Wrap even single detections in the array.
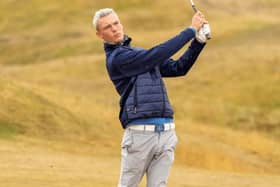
[{"xmin": 128, "ymin": 117, "xmax": 173, "ymax": 125}]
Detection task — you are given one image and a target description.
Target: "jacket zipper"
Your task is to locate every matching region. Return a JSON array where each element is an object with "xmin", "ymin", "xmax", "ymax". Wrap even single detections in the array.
[
  {"xmin": 134, "ymin": 82, "xmax": 138, "ymax": 113},
  {"xmin": 160, "ymin": 80, "xmax": 166, "ymax": 117}
]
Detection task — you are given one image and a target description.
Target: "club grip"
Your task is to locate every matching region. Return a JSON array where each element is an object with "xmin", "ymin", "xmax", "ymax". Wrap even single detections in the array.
[{"xmin": 192, "ymin": 5, "xmax": 198, "ymax": 12}]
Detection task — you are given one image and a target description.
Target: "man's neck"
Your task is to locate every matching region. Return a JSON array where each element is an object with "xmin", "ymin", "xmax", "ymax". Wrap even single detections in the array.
[{"xmin": 104, "ymin": 35, "xmax": 128, "ymax": 45}]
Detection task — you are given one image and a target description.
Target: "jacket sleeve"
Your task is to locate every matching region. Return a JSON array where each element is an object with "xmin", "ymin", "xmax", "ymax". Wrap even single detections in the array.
[
  {"xmin": 159, "ymin": 39, "xmax": 206, "ymax": 77},
  {"xmin": 111, "ymin": 28, "xmax": 195, "ymax": 78}
]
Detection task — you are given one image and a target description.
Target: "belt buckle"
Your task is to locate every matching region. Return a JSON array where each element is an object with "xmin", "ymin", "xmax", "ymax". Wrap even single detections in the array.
[{"xmin": 155, "ymin": 124, "xmax": 165, "ymax": 133}]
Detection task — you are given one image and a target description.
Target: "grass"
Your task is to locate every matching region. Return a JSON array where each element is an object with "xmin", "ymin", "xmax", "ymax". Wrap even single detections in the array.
[
  {"xmin": 0, "ymin": 120, "xmax": 20, "ymax": 139},
  {"xmin": 0, "ymin": 139, "xmax": 279, "ymax": 187},
  {"xmin": 0, "ymin": 0, "xmax": 280, "ymax": 186}
]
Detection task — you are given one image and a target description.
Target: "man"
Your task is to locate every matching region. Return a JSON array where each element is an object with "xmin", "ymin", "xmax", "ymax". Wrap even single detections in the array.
[{"xmin": 93, "ymin": 8, "xmax": 208, "ymax": 187}]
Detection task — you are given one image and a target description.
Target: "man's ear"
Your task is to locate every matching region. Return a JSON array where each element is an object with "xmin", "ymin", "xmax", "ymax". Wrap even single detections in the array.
[{"xmin": 96, "ymin": 31, "xmax": 103, "ymax": 39}]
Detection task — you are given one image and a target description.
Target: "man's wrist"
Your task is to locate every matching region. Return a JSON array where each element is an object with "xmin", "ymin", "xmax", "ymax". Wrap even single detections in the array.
[{"xmin": 189, "ymin": 26, "xmax": 197, "ymax": 35}]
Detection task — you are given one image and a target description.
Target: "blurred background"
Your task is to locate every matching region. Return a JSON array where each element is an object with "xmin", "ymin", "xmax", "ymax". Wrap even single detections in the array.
[{"xmin": 0, "ymin": 0, "xmax": 279, "ymax": 186}]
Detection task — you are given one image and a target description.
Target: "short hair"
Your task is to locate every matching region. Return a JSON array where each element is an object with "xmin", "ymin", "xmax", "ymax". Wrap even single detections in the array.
[{"xmin": 93, "ymin": 8, "xmax": 116, "ymax": 31}]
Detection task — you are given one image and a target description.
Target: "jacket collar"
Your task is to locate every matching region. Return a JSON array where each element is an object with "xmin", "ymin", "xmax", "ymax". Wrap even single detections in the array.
[{"xmin": 104, "ymin": 35, "xmax": 132, "ymax": 52}]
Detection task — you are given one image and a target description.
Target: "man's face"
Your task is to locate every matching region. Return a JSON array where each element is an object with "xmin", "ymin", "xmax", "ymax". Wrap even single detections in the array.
[{"xmin": 96, "ymin": 13, "xmax": 124, "ymax": 43}]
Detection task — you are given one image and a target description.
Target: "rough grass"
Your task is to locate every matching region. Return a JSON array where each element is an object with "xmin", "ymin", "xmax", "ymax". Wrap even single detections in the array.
[
  {"xmin": 0, "ymin": 0, "xmax": 280, "ymax": 185},
  {"xmin": 0, "ymin": 120, "xmax": 20, "ymax": 139},
  {"xmin": 0, "ymin": 140, "xmax": 279, "ymax": 187}
]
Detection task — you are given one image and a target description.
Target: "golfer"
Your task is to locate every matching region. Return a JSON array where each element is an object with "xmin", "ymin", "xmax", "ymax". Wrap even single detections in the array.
[{"xmin": 93, "ymin": 8, "xmax": 208, "ymax": 187}]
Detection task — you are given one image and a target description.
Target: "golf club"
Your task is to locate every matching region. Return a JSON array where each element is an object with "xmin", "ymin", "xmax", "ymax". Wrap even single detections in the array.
[
  {"xmin": 189, "ymin": 0, "xmax": 211, "ymax": 40},
  {"xmin": 190, "ymin": 0, "xmax": 198, "ymax": 12}
]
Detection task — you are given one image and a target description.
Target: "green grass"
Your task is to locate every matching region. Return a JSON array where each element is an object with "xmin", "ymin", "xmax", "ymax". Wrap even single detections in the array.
[{"xmin": 0, "ymin": 120, "xmax": 21, "ymax": 139}]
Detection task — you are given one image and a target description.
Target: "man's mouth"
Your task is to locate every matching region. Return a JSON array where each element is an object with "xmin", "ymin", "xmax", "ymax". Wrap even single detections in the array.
[{"xmin": 115, "ymin": 33, "xmax": 122, "ymax": 37}]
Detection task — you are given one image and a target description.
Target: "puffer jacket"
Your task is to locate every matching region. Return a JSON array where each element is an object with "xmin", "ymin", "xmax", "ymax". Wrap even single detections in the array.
[{"xmin": 105, "ymin": 28, "xmax": 205, "ymax": 128}]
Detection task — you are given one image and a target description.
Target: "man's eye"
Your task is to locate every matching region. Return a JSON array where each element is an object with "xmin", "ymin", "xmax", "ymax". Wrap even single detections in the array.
[{"xmin": 103, "ymin": 26, "xmax": 111, "ymax": 30}]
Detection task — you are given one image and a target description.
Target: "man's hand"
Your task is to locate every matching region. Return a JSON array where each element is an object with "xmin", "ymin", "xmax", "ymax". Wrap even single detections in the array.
[
  {"xmin": 196, "ymin": 27, "xmax": 206, "ymax": 43},
  {"xmin": 191, "ymin": 11, "xmax": 211, "ymax": 43},
  {"xmin": 196, "ymin": 23, "xmax": 211, "ymax": 43},
  {"xmin": 191, "ymin": 11, "xmax": 206, "ymax": 31}
]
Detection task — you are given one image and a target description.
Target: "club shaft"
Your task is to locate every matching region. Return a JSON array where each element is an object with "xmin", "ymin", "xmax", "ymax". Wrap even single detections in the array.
[{"xmin": 189, "ymin": 0, "xmax": 198, "ymax": 12}]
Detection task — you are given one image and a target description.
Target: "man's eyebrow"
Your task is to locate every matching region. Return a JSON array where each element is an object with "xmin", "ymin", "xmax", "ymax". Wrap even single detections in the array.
[
  {"xmin": 102, "ymin": 23, "xmax": 111, "ymax": 29},
  {"xmin": 102, "ymin": 20, "xmax": 119, "ymax": 30}
]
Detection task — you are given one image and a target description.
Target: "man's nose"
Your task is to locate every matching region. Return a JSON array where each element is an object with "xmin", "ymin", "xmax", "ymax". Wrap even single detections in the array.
[{"xmin": 111, "ymin": 25, "xmax": 117, "ymax": 32}]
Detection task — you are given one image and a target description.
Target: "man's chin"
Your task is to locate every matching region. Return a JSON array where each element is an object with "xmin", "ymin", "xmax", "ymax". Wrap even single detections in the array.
[{"xmin": 115, "ymin": 36, "xmax": 124, "ymax": 43}]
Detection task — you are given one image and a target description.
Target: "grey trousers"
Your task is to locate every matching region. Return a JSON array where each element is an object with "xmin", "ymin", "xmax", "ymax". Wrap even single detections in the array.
[{"xmin": 118, "ymin": 128, "xmax": 178, "ymax": 187}]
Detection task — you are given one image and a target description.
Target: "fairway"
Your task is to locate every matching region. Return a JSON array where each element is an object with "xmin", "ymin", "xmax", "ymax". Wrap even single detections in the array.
[
  {"xmin": 1, "ymin": 139, "xmax": 280, "ymax": 187},
  {"xmin": 0, "ymin": 0, "xmax": 280, "ymax": 186}
]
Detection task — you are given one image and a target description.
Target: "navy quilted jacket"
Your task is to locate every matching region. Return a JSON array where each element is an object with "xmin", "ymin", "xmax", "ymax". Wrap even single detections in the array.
[{"xmin": 104, "ymin": 28, "xmax": 205, "ymax": 128}]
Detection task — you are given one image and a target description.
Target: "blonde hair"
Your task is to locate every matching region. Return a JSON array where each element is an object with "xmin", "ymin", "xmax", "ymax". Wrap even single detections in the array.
[{"xmin": 93, "ymin": 8, "xmax": 116, "ymax": 30}]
